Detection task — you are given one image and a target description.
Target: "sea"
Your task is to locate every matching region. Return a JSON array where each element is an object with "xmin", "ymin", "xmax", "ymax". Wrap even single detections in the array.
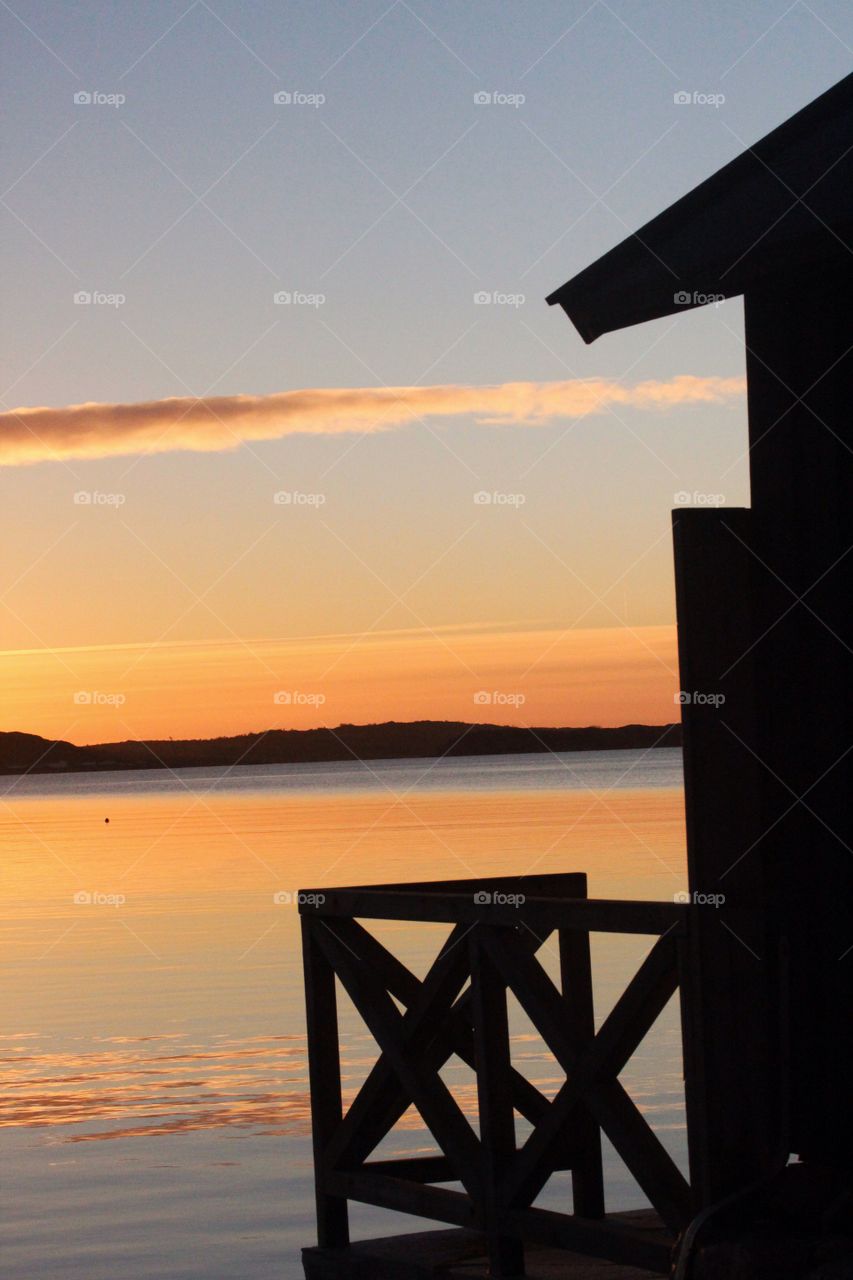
[{"xmin": 2, "ymin": 748, "xmax": 688, "ymax": 1278}]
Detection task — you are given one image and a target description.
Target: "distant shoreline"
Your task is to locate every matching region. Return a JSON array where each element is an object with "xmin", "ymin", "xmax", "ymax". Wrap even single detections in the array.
[{"xmin": 0, "ymin": 721, "xmax": 682, "ymax": 776}]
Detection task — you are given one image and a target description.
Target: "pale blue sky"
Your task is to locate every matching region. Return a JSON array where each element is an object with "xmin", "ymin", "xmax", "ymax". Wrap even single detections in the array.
[{"xmin": 5, "ymin": 1, "xmax": 851, "ymax": 402}]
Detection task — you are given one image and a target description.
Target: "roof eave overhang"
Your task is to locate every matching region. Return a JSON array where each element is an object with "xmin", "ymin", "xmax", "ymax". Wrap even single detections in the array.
[{"xmin": 547, "ymin": 71, "xmax": 853, "ymax": 344}]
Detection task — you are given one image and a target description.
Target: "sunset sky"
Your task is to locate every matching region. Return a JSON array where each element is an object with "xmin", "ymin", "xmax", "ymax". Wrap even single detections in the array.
[{"xmin": 2, "ymin": 2, "xmax": 851, "ymax": 741}]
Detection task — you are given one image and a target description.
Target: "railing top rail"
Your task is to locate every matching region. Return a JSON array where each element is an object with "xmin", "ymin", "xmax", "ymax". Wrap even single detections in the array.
[
  {"xmin": 332, "ymin": 871, "xmax": 588, "ymax": 893},
  {"xmin": 298, "ymin": 882, "xmax": 687, "ymax": 935}
]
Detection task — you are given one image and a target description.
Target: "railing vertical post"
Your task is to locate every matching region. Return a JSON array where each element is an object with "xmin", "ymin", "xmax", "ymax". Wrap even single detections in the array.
[
  {"xmin": 558, "ymin": 877, "xmax": 605, "ymax": 1218},
  {"xmin": 675, "ymin": 924, "xmax": 708, "ymax": 1215},
  {"xmin": 469, "ymin": 924, "xmax": 525, "ymax": 1278},
  {"xmin": 301, "ymin": 914, "xmax": 349, "ymax": 1248}
]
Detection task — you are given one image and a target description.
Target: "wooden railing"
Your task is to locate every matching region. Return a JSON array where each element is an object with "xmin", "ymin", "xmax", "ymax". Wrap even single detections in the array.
[{"xmin": 299, "ymin": 872, "xmax": 693, "ymax": 1276}]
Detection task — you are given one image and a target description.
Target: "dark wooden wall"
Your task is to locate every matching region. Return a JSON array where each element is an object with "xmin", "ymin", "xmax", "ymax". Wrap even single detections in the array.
[
  {"xmin": 743, "ymin": 257, "xmax": 853, "ymax": 1169},
  {"xmin": 675, "ymin": 254, "xmax": 853, "ymax": 1197},
  {"xmin": 673, "ymin": 508, "xmax": 783, "ymax": 1203}
]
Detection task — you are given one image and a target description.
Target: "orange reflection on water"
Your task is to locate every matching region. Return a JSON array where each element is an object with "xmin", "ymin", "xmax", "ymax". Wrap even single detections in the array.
[{"xmin": 2, "ymin": 769, "xmax": 687, "ymax": 1146}]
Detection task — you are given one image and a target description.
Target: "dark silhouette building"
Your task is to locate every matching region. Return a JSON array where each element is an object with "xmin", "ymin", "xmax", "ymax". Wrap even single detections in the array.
[{"xmin": 548, "ymin": 68, "xmax": 853, "ymax": 1201}]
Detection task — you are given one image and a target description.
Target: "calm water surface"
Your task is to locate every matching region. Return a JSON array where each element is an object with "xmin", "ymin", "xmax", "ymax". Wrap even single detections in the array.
[{"xmin": 2, "ymin": 749, "xmax": 687, "ymax": 1279}]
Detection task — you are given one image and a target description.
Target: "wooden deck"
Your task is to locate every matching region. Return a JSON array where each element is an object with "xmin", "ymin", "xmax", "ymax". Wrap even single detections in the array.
[{"xmin": 302, "ymin": 1214, "xmax": 670, "ymax": 1279}]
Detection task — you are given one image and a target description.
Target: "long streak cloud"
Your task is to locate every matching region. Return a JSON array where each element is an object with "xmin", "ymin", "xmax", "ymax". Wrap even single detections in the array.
[{"xmin": 0, "ymin": 375, "xmax": 745, "ymax": 466}]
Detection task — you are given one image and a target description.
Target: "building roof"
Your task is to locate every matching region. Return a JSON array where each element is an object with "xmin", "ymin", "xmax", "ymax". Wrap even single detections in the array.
[{"xmin": 547, "ymin": 72, "xmax": 853, "ymax": 343}]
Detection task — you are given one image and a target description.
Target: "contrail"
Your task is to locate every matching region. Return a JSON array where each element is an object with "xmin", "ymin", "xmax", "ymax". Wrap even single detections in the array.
[{"xmin": 0, "ymin": 375, "xmax": 745, "ymax": 466}]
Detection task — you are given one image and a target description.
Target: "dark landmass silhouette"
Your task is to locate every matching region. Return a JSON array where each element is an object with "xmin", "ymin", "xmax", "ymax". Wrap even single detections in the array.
[{"xmin": 0, "ymin": 721, "xmax": 681, "ymax": 776}]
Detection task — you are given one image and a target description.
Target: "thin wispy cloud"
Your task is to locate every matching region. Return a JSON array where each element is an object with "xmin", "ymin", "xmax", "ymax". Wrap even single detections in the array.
[{"xmin": 1, "ymin": 375, "xmax": 744, "ymax": 466}]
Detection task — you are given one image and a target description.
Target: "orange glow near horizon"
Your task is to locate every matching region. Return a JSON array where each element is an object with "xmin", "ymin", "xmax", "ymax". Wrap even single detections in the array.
[{"xmin": 1, "ymin": 623, "xmax": 679, "ymax": 744}]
